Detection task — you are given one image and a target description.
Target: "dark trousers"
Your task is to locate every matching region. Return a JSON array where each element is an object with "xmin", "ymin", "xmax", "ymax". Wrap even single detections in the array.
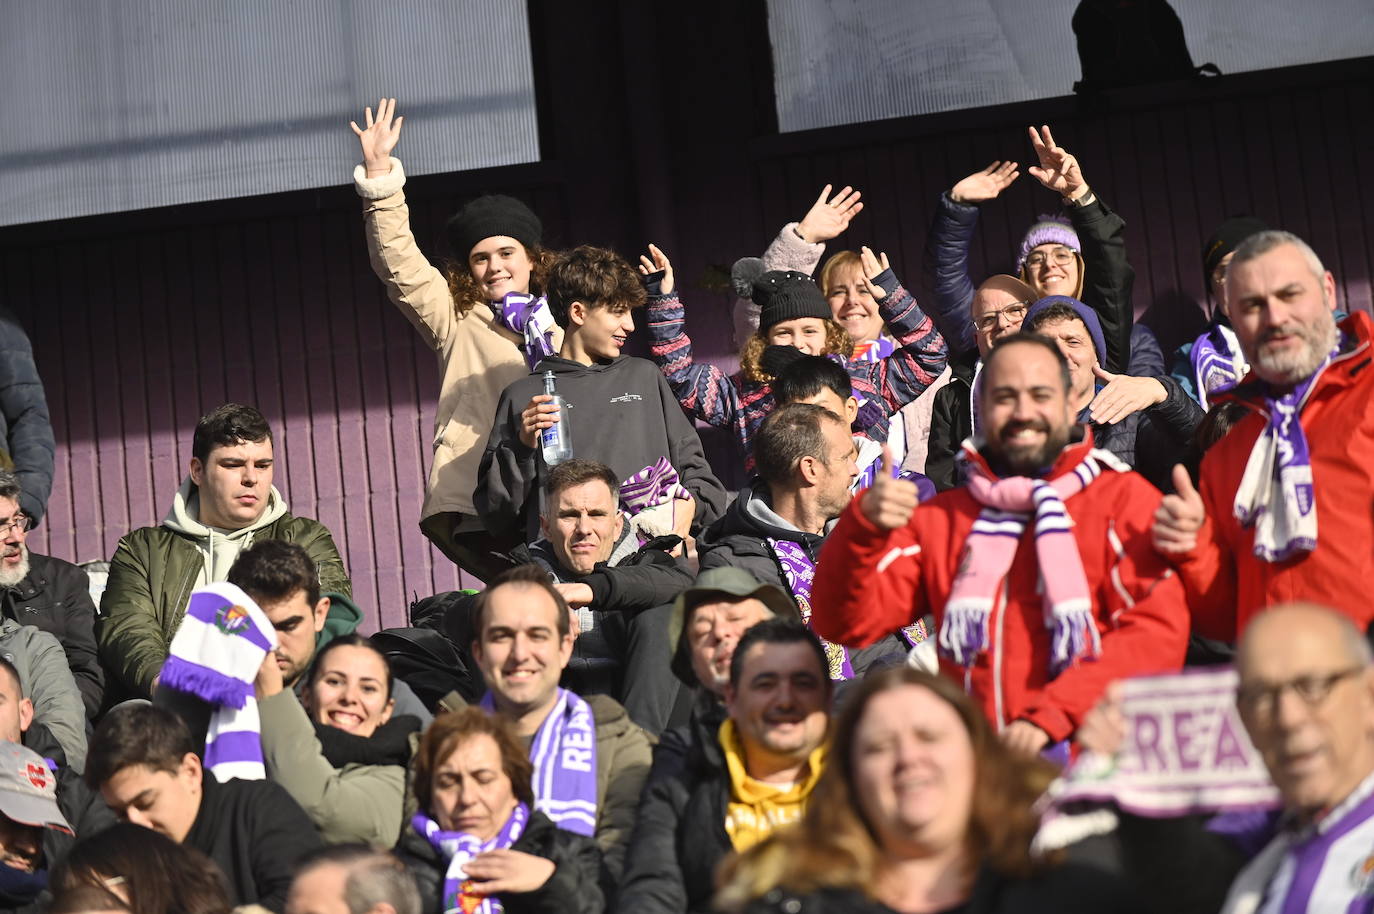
[{"xmin": 419, "ymin": 512, "xmax": 519, "ymax": 584}]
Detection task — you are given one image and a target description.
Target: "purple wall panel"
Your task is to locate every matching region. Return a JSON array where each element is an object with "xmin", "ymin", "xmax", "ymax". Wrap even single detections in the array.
[{"xmin": 4, "ymin": 61, "xmax": 1370, "ymax": 634}]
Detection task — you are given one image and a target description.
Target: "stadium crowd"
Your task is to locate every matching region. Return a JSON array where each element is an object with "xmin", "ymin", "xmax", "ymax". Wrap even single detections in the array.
[{"xmin": 0, "ymin": 96, "xmax": 1367, "ymax": 914}]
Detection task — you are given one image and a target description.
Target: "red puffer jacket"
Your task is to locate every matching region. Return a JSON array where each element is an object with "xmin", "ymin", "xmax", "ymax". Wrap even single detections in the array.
[
  {"xmin": 1176, "ymin": 310, "xmax": 1374, "ymax": 641},
  {"xmin": 811, "ymin": 436, "xmax": 1188, "ymax": 742}
]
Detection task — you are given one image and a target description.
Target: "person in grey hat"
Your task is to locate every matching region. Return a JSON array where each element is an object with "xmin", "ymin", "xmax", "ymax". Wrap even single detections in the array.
[{"xmin": 0, "ymin": 740, "xmax": 74, "ymax": 912}]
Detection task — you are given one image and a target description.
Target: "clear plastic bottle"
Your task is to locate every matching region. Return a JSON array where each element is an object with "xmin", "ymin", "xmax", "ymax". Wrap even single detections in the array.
[{"xmin": 540, "ymin": 370, "xmax": 573, "ymax": 466}]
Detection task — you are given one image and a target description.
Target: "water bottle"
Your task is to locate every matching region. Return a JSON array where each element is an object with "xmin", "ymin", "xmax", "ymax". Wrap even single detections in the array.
[{"xmin": 540, "ymin": 370, "xmax": 573, "ymax": 465}]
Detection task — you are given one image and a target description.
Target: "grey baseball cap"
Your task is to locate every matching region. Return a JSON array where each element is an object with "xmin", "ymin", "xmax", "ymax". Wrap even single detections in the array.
[
  {"xmin": 669, "ymin": 567, "xmax": 799, "ymax": 686},
  {"xmin": 0, "ymin": 741, "xmax": 72, "ymax": 835}
]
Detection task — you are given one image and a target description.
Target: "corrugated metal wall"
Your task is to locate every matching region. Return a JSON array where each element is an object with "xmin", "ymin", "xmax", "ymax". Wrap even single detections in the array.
[
  {"xmin": 2, "ymin": 51, "xmax": 1369, "ymax": 632},
  {"xmin": 0, "ymin": 1, "xmax": 539, "ymax": 226}
]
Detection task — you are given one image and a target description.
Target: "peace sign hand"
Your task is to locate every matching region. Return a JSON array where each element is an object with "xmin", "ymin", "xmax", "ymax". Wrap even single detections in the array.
[
  {"xmin": 350, "ymin": 98, "xmax": 405, "ymax": 178},
  {"xmin": 1027, "ymin": 125, "xmax": 1087, "ymax": 200}
]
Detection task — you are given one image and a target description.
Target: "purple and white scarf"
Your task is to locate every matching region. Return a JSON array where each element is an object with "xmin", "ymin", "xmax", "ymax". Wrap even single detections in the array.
[
  {"xmin": 619, "ymin": 458, "xmax": 694, "ymax": 544},
  {"xmin": 1190, "ymin": 323, "xmax": 1247, "ymax": 408},
  {"xmin": 769, "ymin": 538, "xmax": 927, "ymax": 679},
  {"xmin": 413, "ymin": 803, "xmax": 530, "ymax": 914},
  {"xmin": 1234, "ymin": 344, "xmax": 1339, "ymax": 562},
  {"xmin": 944, "ymin": 444, "xmax": 1105, "ymax": 675},
  {"xmin": 496, "ymin": 292, "xmax": 558, "ymax": 372},
  {"xmin": 481, "ymin": 688, "xmax": 598, "ymax": 836},
  {"xmin": 159, "ymin": 583, "xmax": 277, "ymax": 782}
]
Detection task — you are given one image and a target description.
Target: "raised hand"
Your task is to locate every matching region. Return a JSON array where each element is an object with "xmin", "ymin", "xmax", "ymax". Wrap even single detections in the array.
[
  {"xmin": 1153, "ymin": 465, "xmax": 1205, "ymax": 554},
  {"xmin": 796, "ymin": 184, "xmax": 864, "ymax": 244},
  {"xmin": 1088, "ymin": 366, "xmax": 1167, "ymax": 425},
  {"xmin": 350, "ymin": 98, "xmax": 405, "ymax": 178},
  {"xmin": 949, "ymin": 161, "xmax": 1020, "ymax": 204},
  {"xmin": 860, "ymin": 446, "xmax": 919, "ymax": 530},
  {"xmin": 638, "ymin": 243, "xmax": 674, "ymax": 296},
  {"xmin": 858, "ymin": 245, "xmax": 892, "ymax": 301},
  {"xmin": 517, "ymin": 394, "xmax": 560, "ymax": 450},
  {"xmin": 1027, "ymin": 125, "xmax": 1087, "ymax": 200}
]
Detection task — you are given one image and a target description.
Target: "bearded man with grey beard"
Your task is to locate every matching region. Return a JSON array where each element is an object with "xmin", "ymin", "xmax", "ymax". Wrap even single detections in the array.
[
  {"xmin": 0, "ymin": 471, "xmax": 102, "ymax": 719},
  {"xmin": 1152, "ymin": 230, "xmax": 1374, "ymax": 643}
]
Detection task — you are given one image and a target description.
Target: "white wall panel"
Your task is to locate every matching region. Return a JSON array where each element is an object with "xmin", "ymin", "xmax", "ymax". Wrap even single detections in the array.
[
  {"xmin": 768, "ymin": 0, "xmax": 1374, "ymax": 132},
  {"xmin": 0, "ymin": 1, "xmax": 539, "ymax": 226}
]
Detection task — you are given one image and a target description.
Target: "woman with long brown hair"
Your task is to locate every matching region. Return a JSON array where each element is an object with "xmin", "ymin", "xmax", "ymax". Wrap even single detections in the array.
[
  {"xmin": 717, "ymin": 667, "xmax": 1137, "ymax": 914},
  {"xmin": 349, "ymin": 98, "xmax": 562, "ymax": 577}
]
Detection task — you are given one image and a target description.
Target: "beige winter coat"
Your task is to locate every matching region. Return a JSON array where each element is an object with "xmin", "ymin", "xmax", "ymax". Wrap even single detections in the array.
[{"xmin": 354, "ymin": 157, "xmax": 562, "ymax": 518}]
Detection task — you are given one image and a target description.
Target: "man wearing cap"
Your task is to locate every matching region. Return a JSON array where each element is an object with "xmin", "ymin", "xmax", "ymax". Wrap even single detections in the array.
[
  {"xmin": 0, "ymin": 656, "xmax": 111, "ymax": 851},
  {"xmin": 351, "ymin": 97, "xmax": 564, "ymax": 579},
  {"xmin": 619, "ymin": 617, "xmax": 831, "ymax": 914},
  {"xmin": 0, "ymin": 741, "xmax": 74, "ymax": 913},
  {"xmin": 1169, "ymin": 216, "xmax": 1270, "ymax": 407},
  {"xmin": 698, "ymin": 403, "xmax": 917, "ymax": 680},
  {"xmin": 1026, "ymin": 296, "xmax": 1203, "ymax": 488}
]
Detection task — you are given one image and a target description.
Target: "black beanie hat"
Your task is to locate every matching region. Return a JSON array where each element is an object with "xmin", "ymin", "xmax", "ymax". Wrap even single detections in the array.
[
  {"xmin": 446, "ymin": 194, "xmax": 543, "ymax": 261},
  {"xmin": 1202, "ymin": 216, "xmax": 1269, "ymax": 280},
  {"xmin": 753, "ymin": 270, "xmax": 831, "ymax": 332}
]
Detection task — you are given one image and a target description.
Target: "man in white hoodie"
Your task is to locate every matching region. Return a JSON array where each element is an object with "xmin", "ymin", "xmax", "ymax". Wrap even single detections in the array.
[{"xmin": 97, "ymin": 404, "xmax": 351, "ymax": 700}]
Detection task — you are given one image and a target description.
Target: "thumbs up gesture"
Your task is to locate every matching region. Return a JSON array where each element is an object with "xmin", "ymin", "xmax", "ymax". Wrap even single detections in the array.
[
  {"xmin": 1153, "ymin": 464, "xmax": 1206, "ymax": 554},
  {"xmin": 861, "ymin": 446, "xmax": 919, "ymax": 531}
]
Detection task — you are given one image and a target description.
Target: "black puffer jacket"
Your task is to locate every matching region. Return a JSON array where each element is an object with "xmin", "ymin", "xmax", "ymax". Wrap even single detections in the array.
[
  {"xmin": 0, "ymin": 307, "xmax": 53, "ymax": 524},
  {"xmin": 697, "ymin": 482, "xmax": 912, "ymax": 678},
  {"xmin": 2, "ymin": 553, "xmax": 101, "ymax": 717},
  {"xmin": 743, "ymin": 862, "xmax": 1143, "ymax": 914},
  {"xmin": 615, "ymin": 696, "xmax": 733, "ymax": 914},
  {"xmin": 397, "ymin": 808, "xmax": 605, "ymax": 914}
]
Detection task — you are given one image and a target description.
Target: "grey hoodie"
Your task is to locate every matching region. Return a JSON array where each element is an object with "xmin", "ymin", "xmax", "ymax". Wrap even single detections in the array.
[{"xmin": 161, "ymin": 477, "xmax": 289, "ymax": 588}]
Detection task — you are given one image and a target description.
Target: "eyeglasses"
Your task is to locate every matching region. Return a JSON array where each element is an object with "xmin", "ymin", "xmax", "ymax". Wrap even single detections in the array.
[
  {"xmin": 972, "ymin": 302, "xmax": 1030, "ymax": 333},
  {"xmin": 1236, "ymin": 667, "xmax": 1364, "ymax": 717},
  {"xmin": 1025, "ymin": 248, "xmax": 1076, "ymax": 269},
  {"xmin": 0, "ymin": 515, "xmax": 30, "ymax": 536}
]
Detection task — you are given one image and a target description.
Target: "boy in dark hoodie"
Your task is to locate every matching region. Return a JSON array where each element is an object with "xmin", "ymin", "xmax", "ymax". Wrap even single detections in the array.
[{"xmin": 476, "ymin": 246, "xmax": 727, "ymax": 547}]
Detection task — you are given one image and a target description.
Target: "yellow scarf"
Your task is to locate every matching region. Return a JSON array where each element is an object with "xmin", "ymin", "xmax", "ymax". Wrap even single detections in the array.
[{"xmin": 719, "ymin": 718, "xmax": 828, "ymax": 851}]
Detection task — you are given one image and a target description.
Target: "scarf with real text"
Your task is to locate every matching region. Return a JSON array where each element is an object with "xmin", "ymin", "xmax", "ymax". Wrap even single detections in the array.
[
  {"xmin": 481, "ymin": 688, "xmax": 598, "ymax": 835},
  {"xmin": 413, "ymin": 803, "xmax": 530, "ymax": 914},
  {"xmin": 943, "ymin": 442, "xmax": 1105, "ymax": 675},
  {"xmin": 160, "ymin": 583, "xmax": 277, "ymax": 781},
  {"xmin": 1234, "ymin": 342, "xmax": 1340, "ymax": 562},
  {"xmin": 496, "ymin": 292, "xmax": 558, "ymax": 372}
]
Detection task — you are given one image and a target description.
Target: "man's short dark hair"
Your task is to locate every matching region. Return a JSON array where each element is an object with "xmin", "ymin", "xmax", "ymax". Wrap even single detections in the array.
[
  {"xmin": 984, "ymin": 332, "xmax": 1072, "ymax": 393},
  {"xmin": 192, "ymin": 403, "xmax": 273, "ymax": 464},
  {"xmin": 753, "ymin": 402, "xmax": 844, "ymax": 488},
  {"xmin": 729, "ymin": 616, "xmax": 830, "ymax": 690},
  {"xmin": 293, "ymin": 845, "xmax": 421, "ymax": 914},
  {"xmin": 544, "ymin": 245, "xmax": 647, "ymax": 329},
  {"xmin": 86, "ymin": 705, "xmax": 197, "ymax": 790},
  {"xmin": 544, "ymin": 458, "xmax": 619, "ymax": 501},
  {"xmin": 470, "ymin": 564, "xmax": 570, "ymax": 642},
  {"xmin": 227, "ymin": 540, "xmax": 321, "ymax": 607},
  {"xmin": 773, "ymin": 355, "xmax": 854, "ymax": 405}
]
